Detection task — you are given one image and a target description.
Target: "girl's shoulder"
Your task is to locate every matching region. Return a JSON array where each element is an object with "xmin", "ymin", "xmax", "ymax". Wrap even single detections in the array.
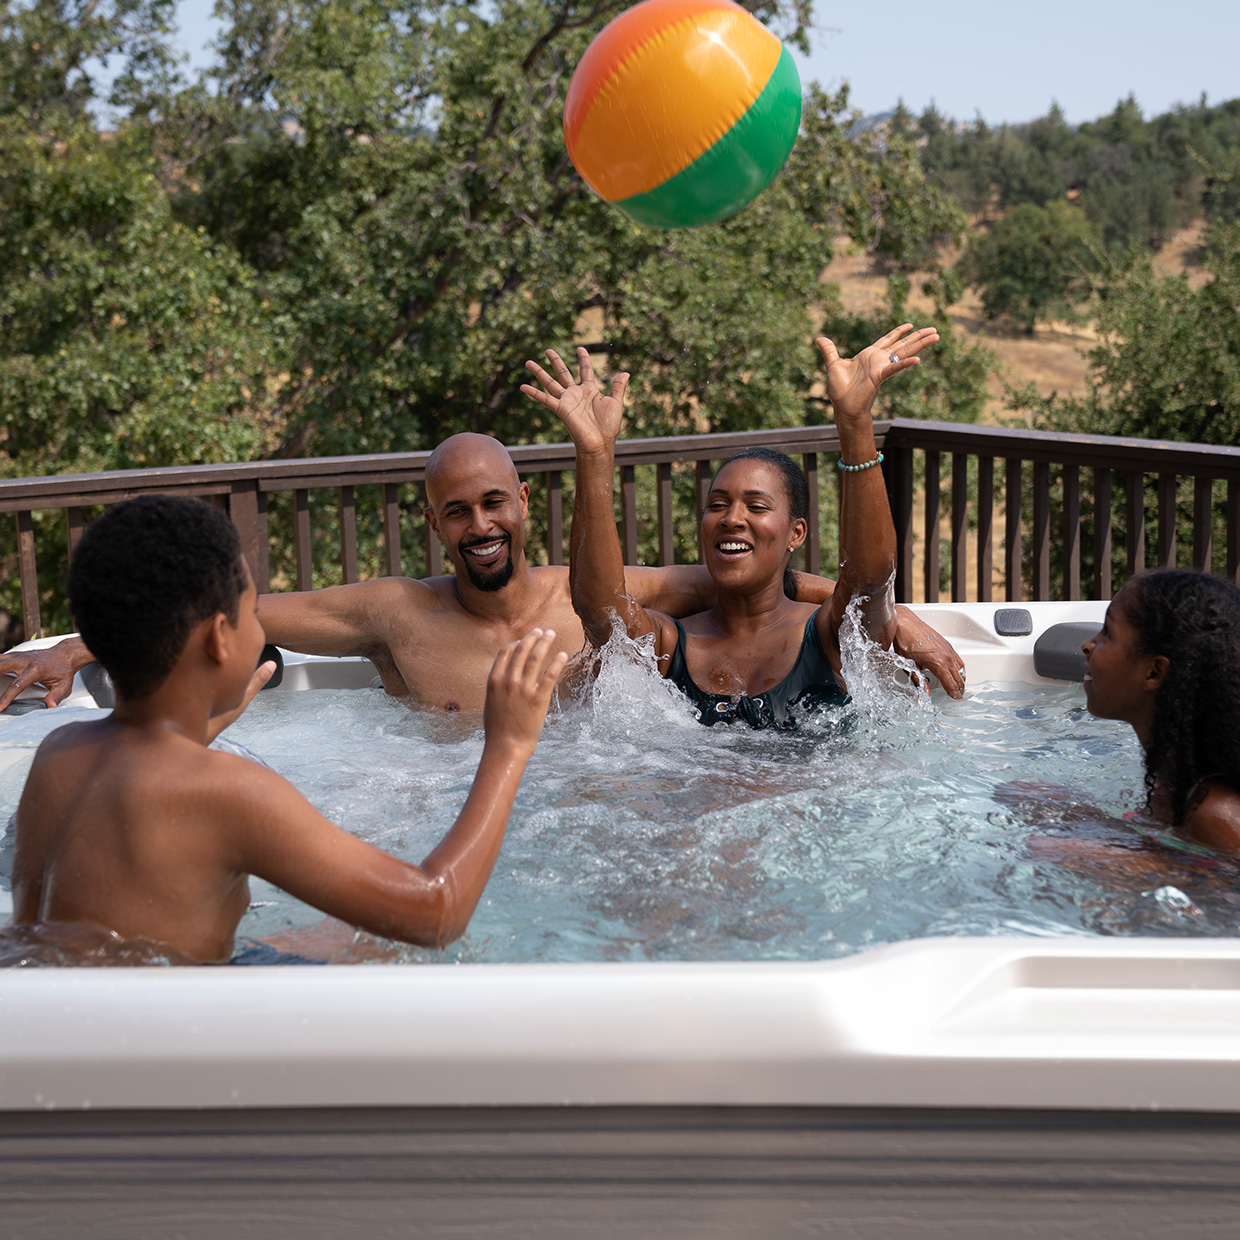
[{"xmin": 1183, "ymin": 778, "xmax": 1240, "ymax": 855}]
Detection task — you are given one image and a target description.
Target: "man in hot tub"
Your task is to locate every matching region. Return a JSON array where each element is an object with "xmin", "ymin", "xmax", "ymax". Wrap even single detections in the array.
[{"xmin": 0, "ymin": 433, "xmax": 965, "ymax": 712}]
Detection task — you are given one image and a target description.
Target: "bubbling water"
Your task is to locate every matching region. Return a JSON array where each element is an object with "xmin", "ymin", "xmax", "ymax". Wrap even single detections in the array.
[{"xmin": 1, "ymin": 608, "xmax": 1237, "ymax": 965}]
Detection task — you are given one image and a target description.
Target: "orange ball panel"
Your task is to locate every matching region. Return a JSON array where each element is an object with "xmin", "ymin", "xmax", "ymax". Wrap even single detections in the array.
[
  {"xmin": 567, "ymin": 4, "xmax": 781, "ymax": 202},
  {"xmin": 563, "ymin": 0, "xmax": 743, "ymax": 152}
]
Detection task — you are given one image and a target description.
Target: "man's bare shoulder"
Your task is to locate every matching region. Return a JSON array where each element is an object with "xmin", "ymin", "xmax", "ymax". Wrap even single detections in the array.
[{"xmin": 347, "ymin": 575, "xmax": 442, "ymax": 611}]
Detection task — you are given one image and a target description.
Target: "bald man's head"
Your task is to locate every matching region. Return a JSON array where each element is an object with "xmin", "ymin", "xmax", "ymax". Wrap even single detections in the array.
[
  {"xmin": 425, "ymin": 434, "xmax": 520, "ymax": 508},
  {"xmin": 423, "ymin": 434, "xmax": 529, "ymax": 592}
]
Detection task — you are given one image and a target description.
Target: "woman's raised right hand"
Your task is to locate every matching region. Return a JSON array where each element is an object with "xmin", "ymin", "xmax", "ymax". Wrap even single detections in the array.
[{"xmin": 521, "ymin": 347, "xmax": 629, "ymax": 457}]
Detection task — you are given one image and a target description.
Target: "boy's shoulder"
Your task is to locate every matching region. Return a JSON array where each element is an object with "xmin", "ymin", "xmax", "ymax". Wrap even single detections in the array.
[{"xmin": 30, "ymin": 717, "xmax": 284, "ymax": 809}]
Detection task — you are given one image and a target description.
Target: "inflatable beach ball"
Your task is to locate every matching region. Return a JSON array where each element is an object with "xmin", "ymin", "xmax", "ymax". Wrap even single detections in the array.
[{"xmin": 564, "ymin": 0, "xmax": 802, "ymax": 229}]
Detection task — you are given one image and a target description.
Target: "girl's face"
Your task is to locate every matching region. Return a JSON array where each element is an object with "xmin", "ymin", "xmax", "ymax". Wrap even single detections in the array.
[
  {"xmin": 1081, "ymin": 588, "xmax": 1165, "ymax": 727},
  {"xmin": 700, "ymin": 459, "xmax": 806, "ymax": 590}
]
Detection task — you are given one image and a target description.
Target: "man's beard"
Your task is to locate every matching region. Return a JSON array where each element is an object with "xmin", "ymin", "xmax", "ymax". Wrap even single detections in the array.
[{"xmin": 461, "ymin": 541, "xmax": 515, "ymax": 592}]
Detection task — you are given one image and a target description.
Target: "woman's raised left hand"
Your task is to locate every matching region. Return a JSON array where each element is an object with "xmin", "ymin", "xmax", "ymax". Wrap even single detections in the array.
[{"xmin": 815, "ymin": 324, "xmax": 939, "ymax": 422}]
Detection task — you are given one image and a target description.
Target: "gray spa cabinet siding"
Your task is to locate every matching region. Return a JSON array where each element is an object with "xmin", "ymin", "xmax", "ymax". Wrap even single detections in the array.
[{"xmin": 2, "ymin": 1106, "xmax": 1240, "ymax": 1239}]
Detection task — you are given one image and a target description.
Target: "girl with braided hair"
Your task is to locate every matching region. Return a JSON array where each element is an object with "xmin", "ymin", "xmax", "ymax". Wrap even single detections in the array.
[{"xmin": 1082, "ymin": 569, "xmax": 1240, "ymax": 853}]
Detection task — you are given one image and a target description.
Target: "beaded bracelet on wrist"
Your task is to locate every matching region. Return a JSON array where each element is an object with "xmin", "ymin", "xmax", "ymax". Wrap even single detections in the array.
[{"xmin": 837, "ymin": 451, "xmax": 884, "ymax": 473}]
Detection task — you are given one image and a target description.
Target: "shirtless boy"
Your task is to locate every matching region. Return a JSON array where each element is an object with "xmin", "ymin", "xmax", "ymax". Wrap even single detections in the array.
[
  {"xmin": 9, "ymin": 496, "xmax": 565, "ymax": 962},
  {"xmin": 0, "ymin": 434, "xmax": 965, "ymax": 711}
]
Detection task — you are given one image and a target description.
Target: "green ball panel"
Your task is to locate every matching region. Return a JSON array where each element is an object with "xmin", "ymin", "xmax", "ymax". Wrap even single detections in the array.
[{"xmin": 613, "ymin": 45, "xmax": 801, "ymax": 229}]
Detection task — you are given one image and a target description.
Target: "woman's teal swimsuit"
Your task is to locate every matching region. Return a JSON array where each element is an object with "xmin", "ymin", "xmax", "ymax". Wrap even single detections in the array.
[{"xmin": 668, "ymin": 616, "xmax": 847, "ymax": 729}]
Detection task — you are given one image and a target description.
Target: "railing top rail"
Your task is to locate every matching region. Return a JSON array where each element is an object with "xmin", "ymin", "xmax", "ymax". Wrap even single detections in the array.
[
  {"xmin": 884, "ymin": 419, "xmax": 1240, "ymax": 475},
  {"xmin": 0, "ymin": 426, "xmax": 858, "ymax": 507},
  {"xmin": 1, "ymin": 418, "xmax": 1238, "ymax": 509}
]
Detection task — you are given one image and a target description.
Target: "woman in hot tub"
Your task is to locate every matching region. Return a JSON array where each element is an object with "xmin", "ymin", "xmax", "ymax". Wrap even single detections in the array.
[{"xmin": 521, "ymin": 324, "xmax": 939, "ymax": 729}]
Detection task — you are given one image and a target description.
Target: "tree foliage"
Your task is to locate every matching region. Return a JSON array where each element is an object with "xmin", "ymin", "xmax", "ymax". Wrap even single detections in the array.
[
  {"xmin": 917, "ymin": 94, "xmax": 1240, "ymax": 252},
  {"xmin": 1014, "ymin": 222, "xmax": 1240, "ymax": 448},
  {"xmin": 0, "ymin": 0, "xmax": 984, "ymax": 486},
  {"xmin": 960, "ymin": 199, "xmax": 1100, "ymax": 333}
]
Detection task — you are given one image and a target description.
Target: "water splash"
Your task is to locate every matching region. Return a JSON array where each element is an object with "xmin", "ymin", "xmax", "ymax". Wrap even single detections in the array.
[
  {"xmin": 562, "ymin": 611, "xmax": 700, "ymax": 737},
  {"xmin": 836, "ymin": 591, "xmax": 935, "ymax": 734}
]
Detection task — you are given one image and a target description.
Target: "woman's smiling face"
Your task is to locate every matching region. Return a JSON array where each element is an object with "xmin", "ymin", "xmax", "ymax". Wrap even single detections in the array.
[{"xmin": 700, "ymin": 458, "xmax": 805, "ymax": 588}]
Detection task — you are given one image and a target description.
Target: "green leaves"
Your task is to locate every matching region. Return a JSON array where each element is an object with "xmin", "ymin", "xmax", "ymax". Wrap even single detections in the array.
[
  {"xmin": 961, "ymin": 200, "xmax": 1100, "ymax": 333},
  {"xmin": 1, "ymin": 0, "xmax": 989, "ymax": 480},
  {"xmin": 0, "ymin": 122, "xmax": 287, "ymax": 474}
]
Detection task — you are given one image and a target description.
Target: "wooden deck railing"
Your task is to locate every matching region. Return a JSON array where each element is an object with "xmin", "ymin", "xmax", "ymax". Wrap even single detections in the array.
[{"xmin": 3, "ymin": 418, "xmax": 1240, "ymax": 640}]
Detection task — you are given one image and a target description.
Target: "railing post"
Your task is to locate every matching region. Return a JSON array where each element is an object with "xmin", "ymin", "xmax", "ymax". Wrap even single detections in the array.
[
  {"xmin": 885, "ymin": 446, "xmax": 914, "ymax": 603},
  {"xmin": 547, "ymin": 471, "xmax": 564, "ymax": 567},
  {"xmin": 803, "ymin": 452, "xmax": 819, "ymax": 578},
  {"xmin": 1005, "ymin": 458, "xmax": 1022, "ymax": 602},
  {"xmin": 383, "ymin": 482, "xmax": 402, "ymax": 577},
  {"xmin": 1093, "ymin": 468, "xmax": 1112, "ymax": 600},
  {"xmin": 1192, "ymin": 476, "xmax": 1213, "ymax": 574},
  {"xmin": 976, "ymin": 456, "xmax": 993, "ymax": 603},
  {"xmin": 16, "ymin": 510, "xmax": 40, "ymax": 640},
  {"xmin": 228, "ymin": 480, "xmax": 268, "ymax": 592},
  {"xmin": 294, "ymin": 489, "xmax": 313, "ymax": 591},
  {"xmin": 621, "ymin": 465, "xmax": 638, "ymax": 566},
  {"xmin": 951, "ymin": 453, "xmax": 968, "ymax": 602},
  {"xmin": 338, "ymin": 486, "xmax": 358, "ymax": 584},
  {"xmin": 1229, "ymin": 480, "xmax": 1240, "ymax": 587},
  {"xmin": 65, "ymin": 507, "xmax": 84, "ymax": 563},
  {"xmin": 656, "ymin": 463, "xmax": 674, "ymax": 566},
  {"xmin": 1126, "ymin": 472, "xmax": 1146, "ymax": 576},
  {"xmin": 696, "ymin": 460, "xmax": 712, "ymax": 564},
  {"xmin": 923, "ymin": 451, "xmax": 941, "ymax": 604},
  {"xmin": 1062, "ymin": 464, "xmax": 1080, "ymax": 601},
  {"xmin": 1157, "ymin": 473, "xmax": 1177, "ymax": 568},
  {"xmin": 1032, "ymin": 461, "xmax": 1050, "ymax": 601}
]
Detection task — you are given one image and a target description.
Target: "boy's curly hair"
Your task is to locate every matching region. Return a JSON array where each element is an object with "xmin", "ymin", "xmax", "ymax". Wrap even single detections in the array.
[
  {"xmin": 1122, "ymin": 569, "xmax": 1240, "ymax": 826},
  {"xmin": 67, "ymin": 495, "xmax": 248, "ymax": 701}
]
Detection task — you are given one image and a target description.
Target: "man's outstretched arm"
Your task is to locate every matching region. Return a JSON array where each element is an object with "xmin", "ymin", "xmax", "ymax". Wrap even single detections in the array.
[{"xmin": 0, "ymin": 576, "xmax": 431, "ymax": 709}]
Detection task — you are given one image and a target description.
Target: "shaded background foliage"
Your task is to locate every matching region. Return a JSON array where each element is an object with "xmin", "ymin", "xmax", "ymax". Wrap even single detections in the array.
[
  {"xmin": 0, "ymin": 0, "xmax": 983, "ymax": 482},
  {"xmin": 1, "ymin": 1, "xmax": 1238, "ymax": 637}
]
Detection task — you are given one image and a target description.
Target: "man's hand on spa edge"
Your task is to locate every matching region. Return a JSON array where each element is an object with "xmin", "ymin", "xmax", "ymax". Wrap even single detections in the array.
[
  {"xmin": 893, "ymin": 608, "xmax": 966, "ymax": 699},
  {"xmin": 816, "ymin": 325, "xmax": 940, "ymax": 421},
  {"xmin": 521, "ymin": 347, "xmax": 629, "ymax": 456},
  {"xmin": 0, "ymin": 636, "xmax": 92, "ymax": 710}
]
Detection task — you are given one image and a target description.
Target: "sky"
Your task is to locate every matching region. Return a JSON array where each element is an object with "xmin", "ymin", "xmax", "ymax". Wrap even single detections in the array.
[{"xmin": 173, "ymin": 0, "xmax": 1240, "ymax": 126}]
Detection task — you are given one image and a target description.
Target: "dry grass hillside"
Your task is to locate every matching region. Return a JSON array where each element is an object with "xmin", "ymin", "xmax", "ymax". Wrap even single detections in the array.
[{"xmin": 822, "ymin": 222, "xmax": 1210, "ymax": 425}]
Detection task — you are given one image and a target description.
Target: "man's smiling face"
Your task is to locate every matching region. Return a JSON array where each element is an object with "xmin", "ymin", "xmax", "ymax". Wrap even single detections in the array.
[{"xmin": 424, "ymin": 434, "xmax": 530, "ymax": 592}]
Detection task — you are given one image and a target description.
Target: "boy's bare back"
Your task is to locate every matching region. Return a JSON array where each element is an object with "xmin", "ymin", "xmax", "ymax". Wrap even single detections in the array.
[{"xmin": 14, "ymin": 722, "xmax": 266, "ymax": 960}]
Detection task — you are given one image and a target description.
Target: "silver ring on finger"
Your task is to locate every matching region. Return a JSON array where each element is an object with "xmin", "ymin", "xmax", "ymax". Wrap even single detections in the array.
[{"xmin": 889, "ymin": 354, "xmax": 901, "ymax": 365}]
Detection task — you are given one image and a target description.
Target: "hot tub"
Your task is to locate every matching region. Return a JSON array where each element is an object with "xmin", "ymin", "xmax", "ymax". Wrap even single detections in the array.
[{"xmin": 3, "ymin": 601, "xmax": 1240, "ymax": 1239}]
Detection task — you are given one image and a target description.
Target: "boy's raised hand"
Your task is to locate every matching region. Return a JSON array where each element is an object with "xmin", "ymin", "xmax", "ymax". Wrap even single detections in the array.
[
  {"xmin": 521, "ymin": 348, "xmax": 629, "ymax": 457},
  {"xmin": 206, "ymin": 659, "xmax": 278, "ymax": 744},
  {"xmin": 815, "ymin": 324, "xmax": 939, "ymax": 422},
  {"xmin": 483, "ymin": 628, "xmax": 569, "ymax": 758}
]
